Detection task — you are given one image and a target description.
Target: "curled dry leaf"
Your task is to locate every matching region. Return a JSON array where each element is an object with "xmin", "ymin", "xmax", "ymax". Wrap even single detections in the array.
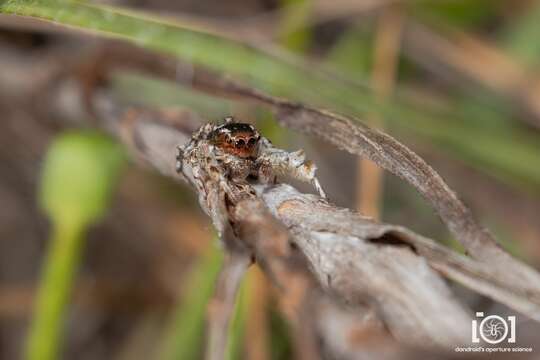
[
  {"xmin": 94, "ymin": 43, "xmax": 540, "ymax": 304},
  {"xmin": 87, "ymin": 86, "xmax": 540, "ymax": 335}
]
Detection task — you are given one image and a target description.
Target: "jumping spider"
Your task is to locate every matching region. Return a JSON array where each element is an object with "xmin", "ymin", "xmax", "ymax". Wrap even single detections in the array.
[{"xmin": 175, "ymin": 116, "xmax": 326, "ymax": 201}]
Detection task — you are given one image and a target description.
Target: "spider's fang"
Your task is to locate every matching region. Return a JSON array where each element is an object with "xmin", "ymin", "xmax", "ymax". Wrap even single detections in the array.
[{"xmin": 312, "ymin": 177, "xmax": 327, "ymax": 199}]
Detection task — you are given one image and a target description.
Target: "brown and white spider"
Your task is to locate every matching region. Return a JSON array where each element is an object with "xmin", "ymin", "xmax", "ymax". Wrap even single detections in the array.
[{"xmin": 175, "ymin": 116, "xmax": 326, "ymax": 202}]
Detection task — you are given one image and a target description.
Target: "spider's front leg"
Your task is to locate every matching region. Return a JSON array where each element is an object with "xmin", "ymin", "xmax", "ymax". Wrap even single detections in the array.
[
  {"xmin": 175, "ymin": 145, "xmax": 184, "ymax": 173},
  {"xmin": 176, "ymin": 122, "xmax": 216, "ymax": 175},
  {"xmin": 256, "ymin": 139, "xmax": 327, "ymax": 198}
]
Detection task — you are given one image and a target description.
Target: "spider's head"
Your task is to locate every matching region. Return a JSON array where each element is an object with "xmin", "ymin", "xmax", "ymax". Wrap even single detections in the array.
[{"xmin": 210, "ymin": 118, "xmax": 260, "ymax": 158}]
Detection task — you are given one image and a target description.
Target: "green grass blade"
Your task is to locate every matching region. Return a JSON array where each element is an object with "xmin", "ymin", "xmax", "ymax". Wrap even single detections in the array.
[
  {"xmin": 3, "ymin": 0, "xmax": 540, "ymax": 192},
  {"xmin": 26, "ymin": 222, "xmax": 84, "ymax": 360},
  {"xmin": 0, "ymin": 0, "xmax": 376, "ymax": 113},
  {"xmin": 225, "ymin": 272, "xmax": 248, "ymax": 360},
  {"xmin": 158, "ymin": 244, "xmax": 223, "ymax": 360}
]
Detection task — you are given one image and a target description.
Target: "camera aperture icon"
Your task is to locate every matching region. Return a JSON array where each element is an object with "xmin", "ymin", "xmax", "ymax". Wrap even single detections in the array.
[
  {"xmin": 481, "ymin": 316, "xmax": 508, "ymax": 343},
  {"xmin": 472, "ymin": 312, "xmax": 516, "ymax": 344}
]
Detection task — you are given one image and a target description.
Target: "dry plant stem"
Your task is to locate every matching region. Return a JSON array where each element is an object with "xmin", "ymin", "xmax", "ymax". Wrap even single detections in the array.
[
  {"xmin": 206, "ymin": 252, "xmax": 251, "ymax": 360},
  {"xmin": 85, "ymin": 51, "xmax": 540, "ymax": 313},
  {"xmin": 232, "ymin": 199, "xmax": 321, "ymax": 358},
  {"xmin": 260, "ymin": 185, "xmax": 473, "ymax": 347},
  {"xmin": 234, "ymin": 91, "xmax": 540, "ymax": 293},
  {"xmin": 357, "ymin": 3, "xmax": 403, "ymax": 219},
  {"xmin": 88, "ymin": 90, "xmax": 540, "ymax": 321},
  {"xmin": 187, "ymin": 70, "xmax": 540, "ymax": 295},
  {"xmin": 315, "ymin": 297, "xmax": 402, "ymax": 360},
  {"xmin": 76, "ymin": 44, "xmax": 538, "ymax": 295},
  {"xmin": 258, "ymin": 184, "xmax": 540, "ymax": 321}
]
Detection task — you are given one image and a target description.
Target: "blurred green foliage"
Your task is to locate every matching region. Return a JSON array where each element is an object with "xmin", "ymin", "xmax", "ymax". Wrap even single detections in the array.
[
  {"xmin": 225, "ymin": 275, "xmax": 248, "ymax": 360},
  {"xmin": 269, "ymin": 308, "xmax": 293, "ymax": 359},
  {"xmin": 328, "ymin": 25, "xmax": 373, "ymax": 76},
  {"xmin": 159, "ymin": 244, "xmax": 223, "ymax": 360},
  {"xmin": 3, "ymin": 0, "xmax": 539, "ymax": 196},
  {"xmin": 40, "ymin": 131, "xmax": 126, "ymax": 228},
  {"xmin": 278, "ymin": 0, "xmax": 313, "ymax": 52},
  {"xmin": 412, "ymin": 0, "xmax": 502, "ymax": 28},
  {"xmin": 502, "ymin": 1, "xmax": 540, "ymax": 66},
  {"xmin": 112, "ymin": 72, "xmax": 233, "ymax": 118},
  {"xmin": 27, "ymin": 131, "xmax": 125, "ymax": 360}
]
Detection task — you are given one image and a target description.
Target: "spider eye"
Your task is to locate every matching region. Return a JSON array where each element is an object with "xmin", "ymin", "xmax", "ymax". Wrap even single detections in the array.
[
  {"xmin": 235, "ymin": 139, "xmax": 245, "ymax": 148},
  {"xmin": 247, "ymin": 138, "xmax": 257, "ymax": 145}
]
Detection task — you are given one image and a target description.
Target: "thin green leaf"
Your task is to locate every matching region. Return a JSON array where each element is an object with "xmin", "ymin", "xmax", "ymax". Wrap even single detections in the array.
[{"xmin": 159, "ymin": 244, "xmax": 223, "ymax": 360}]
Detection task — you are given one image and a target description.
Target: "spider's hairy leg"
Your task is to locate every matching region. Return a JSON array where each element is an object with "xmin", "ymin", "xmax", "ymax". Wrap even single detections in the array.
[
  {"xmin": 176, "ymin": 122, "xmax": 216, "ymax": 176},
  {"xmin": 256, "ymin": 140, "xmax": 327, "ymax": 198},
  {"xmin": 287, "ymin": 149, "xmax": 327, "ymax": 199},
  {"xmin": 175, "ymin": 145, "xmax": 184, "ymax": 173}
]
